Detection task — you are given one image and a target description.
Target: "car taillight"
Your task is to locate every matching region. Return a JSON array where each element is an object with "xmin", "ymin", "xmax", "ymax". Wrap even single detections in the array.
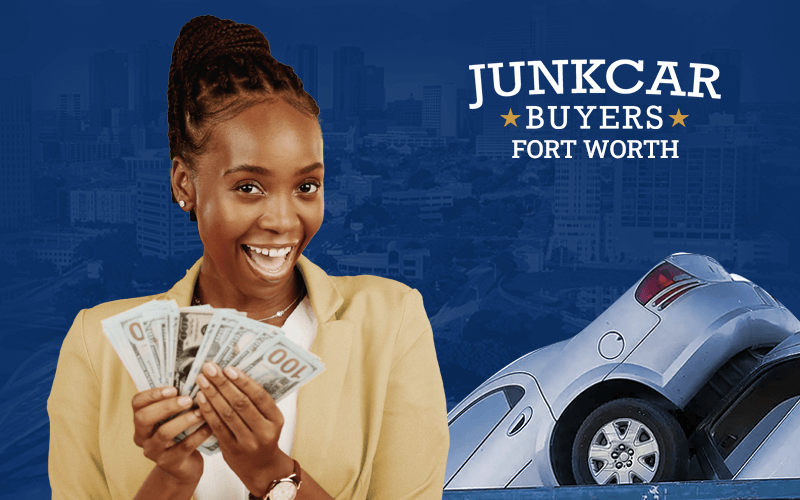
[{"xmin": 635, "ymin": 263, "xmax": 692, "ymax": 305}]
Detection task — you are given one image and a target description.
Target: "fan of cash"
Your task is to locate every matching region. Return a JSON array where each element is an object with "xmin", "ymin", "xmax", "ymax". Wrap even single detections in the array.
[{"xmin": 101, "ymin": 300, "xmax": 324, "ymax": 454}]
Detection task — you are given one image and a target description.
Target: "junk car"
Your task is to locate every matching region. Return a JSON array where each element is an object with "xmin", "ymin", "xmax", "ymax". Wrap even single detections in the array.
[
  {"xmin": 445, "ymin": 253, "xmax": 799, "ymax": 489},
  {"xmin": 692, "ymin": 331, "xmax": 800, "ymax": 481}
]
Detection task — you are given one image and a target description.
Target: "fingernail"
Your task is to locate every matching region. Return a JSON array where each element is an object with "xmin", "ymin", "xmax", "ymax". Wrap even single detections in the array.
[
  {"xmin": 203, "ymin": 363, "xmax": 217, "ymax": 376},
  {"xmin": 224, "ymin": 367, "xmax": 238, "ymax": 380},
  {"xmin": 197, "ymin": 374, "xmax": 209, "ymax": 388},
  {"xmin": 193, "ymin": 409, "xmax": 202, "ymax": 418},
  {"xmin": 178, "ymin": 396, "xmax": 192, "ymax": 407},
  {"xmin": 162, "ymin": 387, "xmax": 177, "ymax": 397},
  {"xmin": 197, "ymin": 392, "xmax": 207, "ymax": 404}
]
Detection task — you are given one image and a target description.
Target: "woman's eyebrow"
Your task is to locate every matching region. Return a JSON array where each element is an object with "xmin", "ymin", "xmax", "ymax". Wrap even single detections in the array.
[
  {"xmin": 223, "ymin": 164, "xmax": 268, "ymax": 176},
  {"xmin": 223, "ymin": 162, "xmax": 324, "ymax": 176}
]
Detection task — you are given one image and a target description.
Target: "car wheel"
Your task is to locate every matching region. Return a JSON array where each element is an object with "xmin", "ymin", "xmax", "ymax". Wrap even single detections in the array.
[{"xmin": 572, "ymin": 398, "xmax": 688, "ymax": 485}]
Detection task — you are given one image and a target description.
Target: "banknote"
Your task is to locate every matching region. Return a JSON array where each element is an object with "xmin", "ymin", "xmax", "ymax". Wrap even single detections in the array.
[
  {"xmin": 175, "ymin": 307, "xmax": 215, "ymax": 395},
  {"xmin": 101, "ymin": 299, "xmax": 325, "ymax": 454}
]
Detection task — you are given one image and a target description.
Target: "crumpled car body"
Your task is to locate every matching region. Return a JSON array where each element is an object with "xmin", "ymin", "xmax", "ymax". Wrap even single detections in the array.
[{"xmin": 445, "ymin": 253, "xmax": 800, "ymax": 489}]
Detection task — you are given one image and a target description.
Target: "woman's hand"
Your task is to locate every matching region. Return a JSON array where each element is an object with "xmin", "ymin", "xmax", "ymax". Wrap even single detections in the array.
[
  {"xmin": 131, "ymin": 386, "xmax": 214, "ymax": 491},
  {"xmin": 195, "ymin": 362, "xmax": 295, "ymax": 497}
]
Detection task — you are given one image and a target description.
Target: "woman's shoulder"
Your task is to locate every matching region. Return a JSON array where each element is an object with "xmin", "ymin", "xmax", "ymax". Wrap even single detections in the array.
[
  {"xmin": 328, "ymin": 273, "xmax": 415, "ymax": 302},
  {"xmin": 72, "ymin": 292, "xmax": 169, "ymax": 333}
]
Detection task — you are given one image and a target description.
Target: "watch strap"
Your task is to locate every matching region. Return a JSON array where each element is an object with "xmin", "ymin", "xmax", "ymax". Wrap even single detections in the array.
[{"xmin": 248, "ymin": 459, "xmax": 302, "ymax": 500}]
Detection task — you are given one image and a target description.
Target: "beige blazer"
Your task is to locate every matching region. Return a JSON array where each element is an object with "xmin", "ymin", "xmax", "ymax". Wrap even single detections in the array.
[{"xmin": 48, "ymin": 256, "xmax": 449, "ymax": 499}]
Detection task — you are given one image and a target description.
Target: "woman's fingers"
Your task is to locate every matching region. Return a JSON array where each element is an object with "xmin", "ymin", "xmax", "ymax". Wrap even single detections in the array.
[
  {"xmin": 196, "ymin": 362, "xmax": 254, "ymax": 437},
  {"xmin": 132, "ymin": 392, "xmax": 194, "ymax": 446},
  {"xmin": 150, "ymin": 408, "xmax": 204, "ymax": 449},
  {"xmin": 132, "ymin": 386, "xmax": 178, "ymax": 411},
  {"xmin": 226, "ymin": 366, "xmax": 283, "ymax": 426}
]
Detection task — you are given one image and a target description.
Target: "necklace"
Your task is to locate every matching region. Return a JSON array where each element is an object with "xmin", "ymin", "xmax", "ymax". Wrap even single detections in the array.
[{"xmin": 191, "ymin": 286, "xmax": 305, "ymax": 323}]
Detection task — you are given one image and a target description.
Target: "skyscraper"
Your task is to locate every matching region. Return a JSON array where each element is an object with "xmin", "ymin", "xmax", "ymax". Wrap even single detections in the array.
[
  {"xmin": 136, "ymin": 40, "xmax": 170, "ymax": 126},
  {"xmin": 548, "ymin": 132, "xmax": 603, "ymax": 263},
  {"xmin": 423, "ymin": 84, "xmax": 457, "ymax": 137},
  {"xmin": 90, "ymin": 50, "xmax": 129, "ymax": 128},
  {"xmin": 610, "ymin": 136, "xmax": 738, "ymax": 263},
  {"xmin": 332, "ymin": 47, "xmax": 384, "ymax": 120},
  {"xmin": 701, "ymin": 49, "xmax": 742, "ymax": 119},
  {"xmin": 285, "ymin": 43, "xmax": 319, "ymax": 100},
  {"xmin": 0, "ymin": 75, "xmax": 32, "ymax": 230},
  {"xmin": 136, "ymin": 170, "xmax": 202, "ymax": 259}
]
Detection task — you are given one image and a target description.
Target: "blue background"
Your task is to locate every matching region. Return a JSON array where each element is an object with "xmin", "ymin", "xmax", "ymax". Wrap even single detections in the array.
[{"xmin": 1, "ymin": 0, "xmax": 799, "ymax": 496}]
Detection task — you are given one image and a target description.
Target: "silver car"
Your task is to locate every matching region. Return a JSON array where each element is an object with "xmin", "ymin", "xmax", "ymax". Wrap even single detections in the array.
[
  {"xmin": 692, "ymin": 330, "xmax": 800, "ymax": 480},
  {"xmin": 444, "ymin": 253, "xmax": 800, "ymax": 489}
]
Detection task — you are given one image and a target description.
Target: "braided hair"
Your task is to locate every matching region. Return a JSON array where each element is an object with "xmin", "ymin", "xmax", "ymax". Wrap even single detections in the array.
[{"xmin": 168, "ymin": 15, "xmax": 320, "ymax": 212}]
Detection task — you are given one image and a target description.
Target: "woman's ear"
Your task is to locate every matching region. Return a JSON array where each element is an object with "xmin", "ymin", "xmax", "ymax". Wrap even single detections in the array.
[{"xmin": 171, "ymin": 156, "xmax": 196, "ymax": 213}]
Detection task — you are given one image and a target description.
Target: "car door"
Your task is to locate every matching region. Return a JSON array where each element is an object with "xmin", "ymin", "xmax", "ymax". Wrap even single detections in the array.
[
  {"xmin": 445, "ymin": 373, "xmax": 553, "ymax": 489},
  {"xmin": 705, "ymin": 356, "xmax": 800, "ymax": 479},
  {"xmin": 734, "ymin": 396, "xmax": 800, "ymax": 479}
]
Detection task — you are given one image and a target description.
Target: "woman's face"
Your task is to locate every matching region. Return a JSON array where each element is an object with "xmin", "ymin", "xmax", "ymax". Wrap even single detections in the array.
[{"xmin": 177, "ymin": 98, "xmax": 324, "ymax": 301}]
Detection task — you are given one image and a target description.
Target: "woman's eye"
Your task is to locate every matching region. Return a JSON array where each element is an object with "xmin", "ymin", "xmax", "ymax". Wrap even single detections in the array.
[
  {"xmin": 298, "ymin": 182, "xmax": 320, "ymax": 194},
  {"xmin": 237, "ymin": 183, "xmax": 263, "ymax": 194}
]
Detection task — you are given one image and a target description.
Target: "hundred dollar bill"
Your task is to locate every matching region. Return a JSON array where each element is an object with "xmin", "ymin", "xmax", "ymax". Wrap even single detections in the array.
[
  {"xmin": 185, "ymin": 311, "xmax": 242, "ymax": 397},
  {"xmin": 213, "ymin": 317, "xmax": 282, "ymax": 370},
  {"xmin": 237, "ymin": 336, "xmax": 324, "ymax": 403},
  {"xmin": 175, "ymin": 306, "xmax": 215, "ymax": 395},
  {"xmin": 194, "ymin": 335, "xmax": 324, "ymax": 455},
  {"xmin": 101, "ymin": 301, "xmax": 175, "ymax": 390}
]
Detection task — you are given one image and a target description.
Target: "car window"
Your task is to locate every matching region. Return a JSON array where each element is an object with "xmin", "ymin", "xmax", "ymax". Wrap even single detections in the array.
[
  {"xmin": 710, "ymin": 358, "xmax": 800, "ymax": 472},
  {"xmin": 446, "ymin": 386, "xmax": 522, "ymax": 484},
  {"xmin": 725, "ymin": 395, "xmax": 799, "ymax": 473}
]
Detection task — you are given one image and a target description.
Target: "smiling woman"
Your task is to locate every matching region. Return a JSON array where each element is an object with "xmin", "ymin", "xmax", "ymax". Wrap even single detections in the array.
[{"xmin": 47, "ymin": 15, "xmax": 449, "ymax": 500}]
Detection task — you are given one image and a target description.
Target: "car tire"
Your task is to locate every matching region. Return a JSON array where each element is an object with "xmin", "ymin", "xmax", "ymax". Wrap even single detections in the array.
[{"xmin": 572, "ymin": 398, "xmax": 688, "ymax": 485}]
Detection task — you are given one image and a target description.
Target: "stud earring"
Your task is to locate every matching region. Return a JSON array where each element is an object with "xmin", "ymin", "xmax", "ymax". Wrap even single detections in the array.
[{"xmin": 179, "ymin": 200, "xmax": 186, "ymax": 208}]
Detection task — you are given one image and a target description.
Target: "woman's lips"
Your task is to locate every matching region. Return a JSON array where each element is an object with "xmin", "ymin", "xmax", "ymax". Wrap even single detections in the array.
[{"xmin": 242, "ymin": 244, "xmax": 294, "ymax": 276}]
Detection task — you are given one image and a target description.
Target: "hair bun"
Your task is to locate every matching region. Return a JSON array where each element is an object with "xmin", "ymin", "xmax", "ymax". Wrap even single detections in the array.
[{"xmin": 168, "ymin": 14, "xmax": 319, "ymax": 183}]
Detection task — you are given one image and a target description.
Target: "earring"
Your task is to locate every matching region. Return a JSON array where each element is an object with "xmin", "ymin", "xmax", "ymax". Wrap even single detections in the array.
[{"xmin": 179, "ymin": 200, "xmax": 186, "ymax": 208}]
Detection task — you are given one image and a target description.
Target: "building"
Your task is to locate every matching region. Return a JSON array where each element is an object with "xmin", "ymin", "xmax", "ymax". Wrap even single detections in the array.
[
  {"xmin": 123, "ymin": 148, "xmax": 171, "ymax": 180},
  {"xmin": 90, "ymin": 50, "xmax": 129, "ymax": 128},
  {"xmin": 382, "ymin": 189, "xmax": 454, "ymax": 216},
  {"xmin": 337, "ymin": 173, "xmax": 382, "ymax": 202},
  {"xmin": 60, "ymin": 141, "xmax": 121, "ymax": 163},
  {"xmin": 325, "ymin": 192, "xmax": 349, "ymax": 217},
  {"xmin": 609, "ymin": 136, "xmax": 738, "ymax": 264},
  {"xmin": 0, "ymin": 75, "xmax": 32, "ymax": 229},
  {"xmin": 70, "ymin": 187, "xmax": 135, "ymax": 224},
  {"xmin": 363, "ymin": 127, "xmax": 447, "ymax": 150},
  {"xmin": 136, "ymin": 170, "xmax": 202, "ymax": 259},
  {"xmin": 58, "ymin": 93, "xmax": 83, "ymax": 139},
  {"xmin": 134, "ymin": 40, "xmax": 170, "ymax": 126},
  {"xmin": 387, "ymin": 97, "xmax": 422, "ymax": 127},
  {"xmin": 548, "ymin": 136, "xmax": 603, "ymax": 263},
  {"xmin": 0, "ymin": 228, "xmax": 109, "ymax": 272},
  {"xmin": 423, "ymin": 84, "xmax": 457, "ymax": 137},
  {"xmin": 332, "ymin": 46, "xmax": 384, "ymax": 120},
  {"xmin": 285, "ymin": 43, "xmax": 319, "ymax": 100},
  {"xmin": 333, "ymin": 242, "xmax": 428, "ymax": 279}
]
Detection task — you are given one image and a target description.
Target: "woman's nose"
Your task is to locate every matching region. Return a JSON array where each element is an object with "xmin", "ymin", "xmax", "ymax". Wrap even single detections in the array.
[{"xmin": 257, "ymin": 193, "xmax": 296, "ymax": 234}]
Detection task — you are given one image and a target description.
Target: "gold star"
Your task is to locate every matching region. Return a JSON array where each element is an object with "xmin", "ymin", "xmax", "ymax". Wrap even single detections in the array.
[
  {"xmin": 501, "ymin": 108, "xmax": 520, "ymax": 127},
  {"xmin": 669, "ymin": 109, "xmax": 689, "ymax": 127}
]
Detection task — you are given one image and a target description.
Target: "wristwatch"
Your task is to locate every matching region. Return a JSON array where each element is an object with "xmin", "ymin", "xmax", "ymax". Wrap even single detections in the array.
[{"xmin": 249, "ymin": 459, "xmax": 302, "ymax": 500}]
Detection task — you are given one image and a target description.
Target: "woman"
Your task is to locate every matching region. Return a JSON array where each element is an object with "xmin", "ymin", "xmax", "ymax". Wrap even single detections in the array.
[{"xmin": 48, "ymin": 15, "xmax": 449, "ymax": 500}]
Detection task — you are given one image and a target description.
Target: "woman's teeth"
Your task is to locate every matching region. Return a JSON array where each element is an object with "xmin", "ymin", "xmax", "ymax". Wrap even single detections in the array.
[{"xmin": 246, "ymin": 245, "xmax": 292, "ymax": 257}]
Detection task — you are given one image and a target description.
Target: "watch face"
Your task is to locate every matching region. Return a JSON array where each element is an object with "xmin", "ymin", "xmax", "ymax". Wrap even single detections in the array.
[{"xmin": 268, "ymin": 480, "xmax": 298, "ymax": 500}]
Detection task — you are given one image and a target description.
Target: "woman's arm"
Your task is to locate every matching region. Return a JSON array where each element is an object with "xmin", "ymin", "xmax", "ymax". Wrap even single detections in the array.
[
  {"xmin": 366, "ymin": 289, "xmax": 450, "ymax": 500},
  {"xmin": 193, "ymin": 363, "xmax": 334, "ymax": 499},
  {"xmin": 48, "ymin": 310, "xmax": 113, "ymax": 499}
]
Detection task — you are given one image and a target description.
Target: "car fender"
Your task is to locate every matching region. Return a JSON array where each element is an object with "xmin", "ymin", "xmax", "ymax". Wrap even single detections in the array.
[{"xmin": 606, "ymin": 306, "xmax": 796, "ymax": 408}]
